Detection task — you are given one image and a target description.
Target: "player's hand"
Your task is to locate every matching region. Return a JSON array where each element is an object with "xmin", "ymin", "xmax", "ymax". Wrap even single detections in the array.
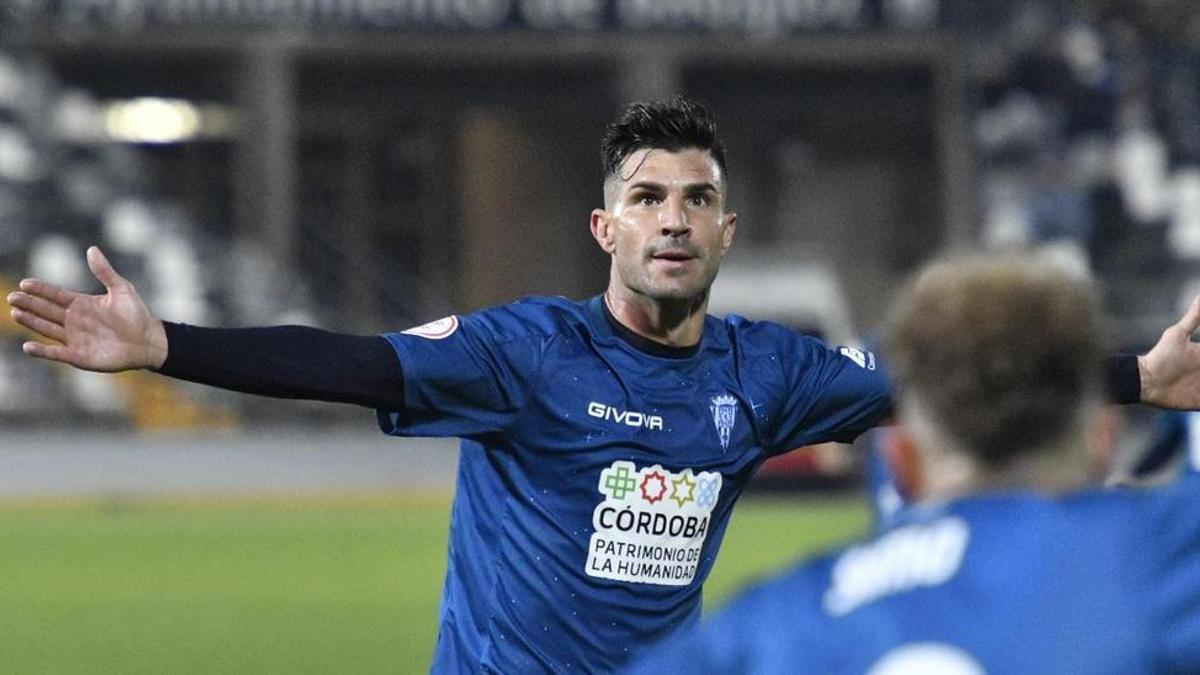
[
  {"xmin": 1139, "ymin": 295, "xmax": 1200, "ymax": 409},
  {"xmin": 6, "ymin": 246, "xmax": 168, "ymax": 372}
]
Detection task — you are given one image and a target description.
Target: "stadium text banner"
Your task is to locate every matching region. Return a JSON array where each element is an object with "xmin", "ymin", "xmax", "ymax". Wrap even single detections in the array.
[{"xmin": 0, "ymin": 0, "xmax": 940, "ymax": 35}]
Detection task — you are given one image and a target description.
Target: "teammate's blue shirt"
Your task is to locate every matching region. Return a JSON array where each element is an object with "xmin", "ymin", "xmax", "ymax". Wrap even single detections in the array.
[
  {"xmin": 628, "ymin": 471, "xmax": 1200, "ymax": 674},
  {"xmin": 1138, "ymin": 410, "xmax": 1200, "ymax": 478},
  {"xmin": 376, "ymin": 296, "xmax": 891, "ymax": 673}
]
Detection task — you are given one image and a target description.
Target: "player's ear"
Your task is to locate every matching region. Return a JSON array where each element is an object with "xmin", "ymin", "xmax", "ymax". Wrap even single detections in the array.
[
  {"xmin": 721, "ymin": 212, "xmax": 737, "ymax": 255},
  {"xmin": 591, "ymin": 209, "xmax": 616, "ymax": 254},
  {"xmin": 1088, "ymin": 405, "xmax": 1121, "ymax": 482},
  {"xmin": 886, "ymin": 427, "xmax": 924, "ymax": 503}
]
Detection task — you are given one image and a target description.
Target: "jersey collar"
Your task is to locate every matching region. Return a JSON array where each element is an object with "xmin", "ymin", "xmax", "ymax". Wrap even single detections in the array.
[{"xmin": 590, "ymin": 295, "xmax": 702, "ymax": 360}]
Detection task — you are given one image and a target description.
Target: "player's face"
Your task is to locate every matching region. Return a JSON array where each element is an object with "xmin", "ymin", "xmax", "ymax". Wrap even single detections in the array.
[{"xmin": 593, "ymin": 148, "xmax": 737, "ymax": 303}]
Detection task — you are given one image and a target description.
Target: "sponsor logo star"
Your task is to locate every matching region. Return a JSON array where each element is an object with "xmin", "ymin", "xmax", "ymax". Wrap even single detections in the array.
[
  {"xmin": 670, "ymin": 471, "xmax": 697, "ymax": 507},
  {"xmin": 640, "ymin": 471, "xmax": 668, "ymax": 504}
]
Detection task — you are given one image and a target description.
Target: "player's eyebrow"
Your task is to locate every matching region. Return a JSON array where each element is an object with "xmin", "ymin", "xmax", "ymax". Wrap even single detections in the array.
[
  {"xmin": 683, "ymin": 183, "xmax": 719, "ymax": 197},
  {"xmin": 627, "ymin": 181, "xmax": 665, "ymax": 193},
  {"xmin": 626, "ymin": 181, "xmax": 719, "ymax": 195}
]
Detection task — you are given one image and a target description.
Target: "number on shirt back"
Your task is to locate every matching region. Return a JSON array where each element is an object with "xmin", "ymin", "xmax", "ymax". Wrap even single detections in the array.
[{"xmin": 867, "ymin": 643, "xmax": 985, "ymax": 675}]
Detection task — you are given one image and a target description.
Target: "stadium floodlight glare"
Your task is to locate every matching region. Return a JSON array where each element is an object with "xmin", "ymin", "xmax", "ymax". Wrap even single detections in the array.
[{"xmin": 104, "ymin": 97, "xmax": 201, "ymax": 144}]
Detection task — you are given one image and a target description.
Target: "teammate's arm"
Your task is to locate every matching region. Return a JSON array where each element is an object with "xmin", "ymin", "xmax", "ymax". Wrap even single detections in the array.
[
  {"xmin": 7, "ymin": 246, "xmax": 404, "ymax": 409},
  {"xmin": 1136, "ymin": 295, "xmax": 1200, "ymax": 409}
]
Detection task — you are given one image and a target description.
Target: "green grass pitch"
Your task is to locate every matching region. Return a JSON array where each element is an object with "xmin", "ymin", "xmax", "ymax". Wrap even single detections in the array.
[{"xmin": 0, "ymin": 495, "xmax": 867, "ymax": 673}]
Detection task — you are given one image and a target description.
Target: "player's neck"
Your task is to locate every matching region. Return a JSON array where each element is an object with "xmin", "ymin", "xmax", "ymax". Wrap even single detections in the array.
[
  {"xmin": 604, "ymin": 288, "xmax": 707, "ymax": 348},
  {"xmin": 922, "ymin": 442, "xmax": 1094, "ymax": 502}
]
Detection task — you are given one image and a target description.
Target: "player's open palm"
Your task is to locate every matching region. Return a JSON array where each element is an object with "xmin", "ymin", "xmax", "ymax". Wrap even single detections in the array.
[
  {"xmin": 6, "ymin": 246, "xmax": 167, "ymax": 372},
  {"xmin": 1140, "ymin": 295, "xmax": 1200, "ymax": 410}
]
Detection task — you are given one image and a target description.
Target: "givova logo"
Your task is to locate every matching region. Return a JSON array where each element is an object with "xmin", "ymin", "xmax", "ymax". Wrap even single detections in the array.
[
  {"xmin": 587, "ymin": 401, "xmax": 664, "ymax": 430},
  {"xmin": 587, "ymin": 460, "xmax": 723, "ymax": 586}
]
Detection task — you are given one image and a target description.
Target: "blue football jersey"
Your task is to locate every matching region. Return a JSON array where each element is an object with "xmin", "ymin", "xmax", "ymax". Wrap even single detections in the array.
[
  {"xmin": 376, "ymin": 296, "xmax": 891, "ymax": 673},
  {"xmin": 627, "ymin": 474, "xmax": 1200, "ymax": 674}
]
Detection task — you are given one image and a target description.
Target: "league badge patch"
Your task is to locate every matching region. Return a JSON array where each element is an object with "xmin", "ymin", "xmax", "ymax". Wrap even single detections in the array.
[{"xmin": 402, "ymin": 316, "xmax": 460, "ymax": 340}]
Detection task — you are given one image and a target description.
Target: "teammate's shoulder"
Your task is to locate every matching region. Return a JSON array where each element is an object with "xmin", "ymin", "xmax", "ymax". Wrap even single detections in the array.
[
  {"xmin": 742, "ymin": 554, "xmax": 832, "ymax": 608},
  {"xmin": 628, "ymin": 559, "xmax": 831, "ymax": 674},
  {"xmin": 1121, "ymin": 473, "xmax": 1200, "ymax": 546},
  {"xmin": 705, "ymin": 555, "xmax": 835, "ymax": 644},
  {"xmin": 1057, "ymin": 478, "xmax": 1192, "ymax": 518},
  {"xmin": 1046, "ymin": 480, "xmax": 1200, "ymax": 560}
]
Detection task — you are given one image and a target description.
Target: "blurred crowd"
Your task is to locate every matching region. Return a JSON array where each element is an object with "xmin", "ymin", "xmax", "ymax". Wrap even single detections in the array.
[
  {"xmin": 957, "ymin": 1, "xmax": 1200, "ymax": 338},
  {"xmin": 0, "ymin": 55, "xmax": 194, "ymax": 420},
  {"xmin": 4, "ymin": 0, "xmax": 1200, "ymax": 428}
]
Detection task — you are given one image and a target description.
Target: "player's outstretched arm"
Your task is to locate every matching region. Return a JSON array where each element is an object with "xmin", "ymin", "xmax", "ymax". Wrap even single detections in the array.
[
  {"xmin": 9, "ymin": 245, "xmax": 406, "ymax": 409},
  {"xmin": 7, "ymin": 246, "xmax": 166, "ymax": 372},
  {"xmin": 1139, "ymin": 295, "xmax": 1200, "ymax": 410}
]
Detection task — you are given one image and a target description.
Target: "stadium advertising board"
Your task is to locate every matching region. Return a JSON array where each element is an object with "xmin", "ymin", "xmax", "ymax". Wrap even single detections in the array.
[{"xmin": 0, "ymin": 0, "xmax": 939, "ymax": 34}]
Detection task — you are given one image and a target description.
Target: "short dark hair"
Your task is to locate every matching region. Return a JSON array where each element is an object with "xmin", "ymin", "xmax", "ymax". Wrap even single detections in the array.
[
  {"xmin": 885, "ymin": 254, "xmax": 1103, "ymax": 467},
  {"xmin": 601, "ymin": 96, "xmax": 727, "ymax": 182}
]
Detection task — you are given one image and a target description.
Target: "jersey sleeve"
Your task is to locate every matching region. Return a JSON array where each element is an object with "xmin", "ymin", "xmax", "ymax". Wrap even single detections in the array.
[
  {"xmin": 767, "ymin": 333, "xmax": 894, "ymax": 454},
  {"xmin": 375, "ymin": 304, "xmax": 546, "ymax": 440}
]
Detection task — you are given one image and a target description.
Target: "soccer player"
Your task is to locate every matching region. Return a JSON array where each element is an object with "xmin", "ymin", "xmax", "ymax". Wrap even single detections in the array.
[
  {"xmin": 627, "ymin": 254, "xmax": 1200, "ymax": 674},
  {"xmin": 8, "ymin": 98, "xmax": 1200, "ymax": 672}
]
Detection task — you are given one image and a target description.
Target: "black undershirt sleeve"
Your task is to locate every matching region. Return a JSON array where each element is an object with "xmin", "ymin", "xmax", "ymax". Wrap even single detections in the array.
[
  {"xmin": 1105, "ymin": 354, "xmax": 1141, "ymax": 405},
  {"xmin": 157, "ymin": 322, "xmax": 405, "ymax": 410},
  {"xmin": 154, "ymin": 323, "xmax": 1139, "ymax": 415}
]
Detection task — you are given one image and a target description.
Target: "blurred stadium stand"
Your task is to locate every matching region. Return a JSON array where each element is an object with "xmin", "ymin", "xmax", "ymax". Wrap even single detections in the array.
[{"xmin": 2, "ymin": 0, "xmax": 1199, "ymax": 486}]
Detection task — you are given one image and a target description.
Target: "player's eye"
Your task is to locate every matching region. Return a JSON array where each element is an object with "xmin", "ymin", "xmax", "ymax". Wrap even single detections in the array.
[
  {"xmin": 638, "ymin": 194, "xmax": 661, "ymax": 206},
  {"xmin": 687, "ymin": 194, "xmax": 710, "ymax": 207}
]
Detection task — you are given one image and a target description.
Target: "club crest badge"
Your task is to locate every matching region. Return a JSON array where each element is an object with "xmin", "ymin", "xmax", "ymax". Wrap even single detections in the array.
[{"xmin": 710, "ymin": 394, "xmax": 738, "ymax": 450}]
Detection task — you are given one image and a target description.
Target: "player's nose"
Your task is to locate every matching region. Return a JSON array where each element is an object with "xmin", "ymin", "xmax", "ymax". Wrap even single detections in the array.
[{"xmin": 659, "ymin": 196, "xmax": 690, "ymax": 236}]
